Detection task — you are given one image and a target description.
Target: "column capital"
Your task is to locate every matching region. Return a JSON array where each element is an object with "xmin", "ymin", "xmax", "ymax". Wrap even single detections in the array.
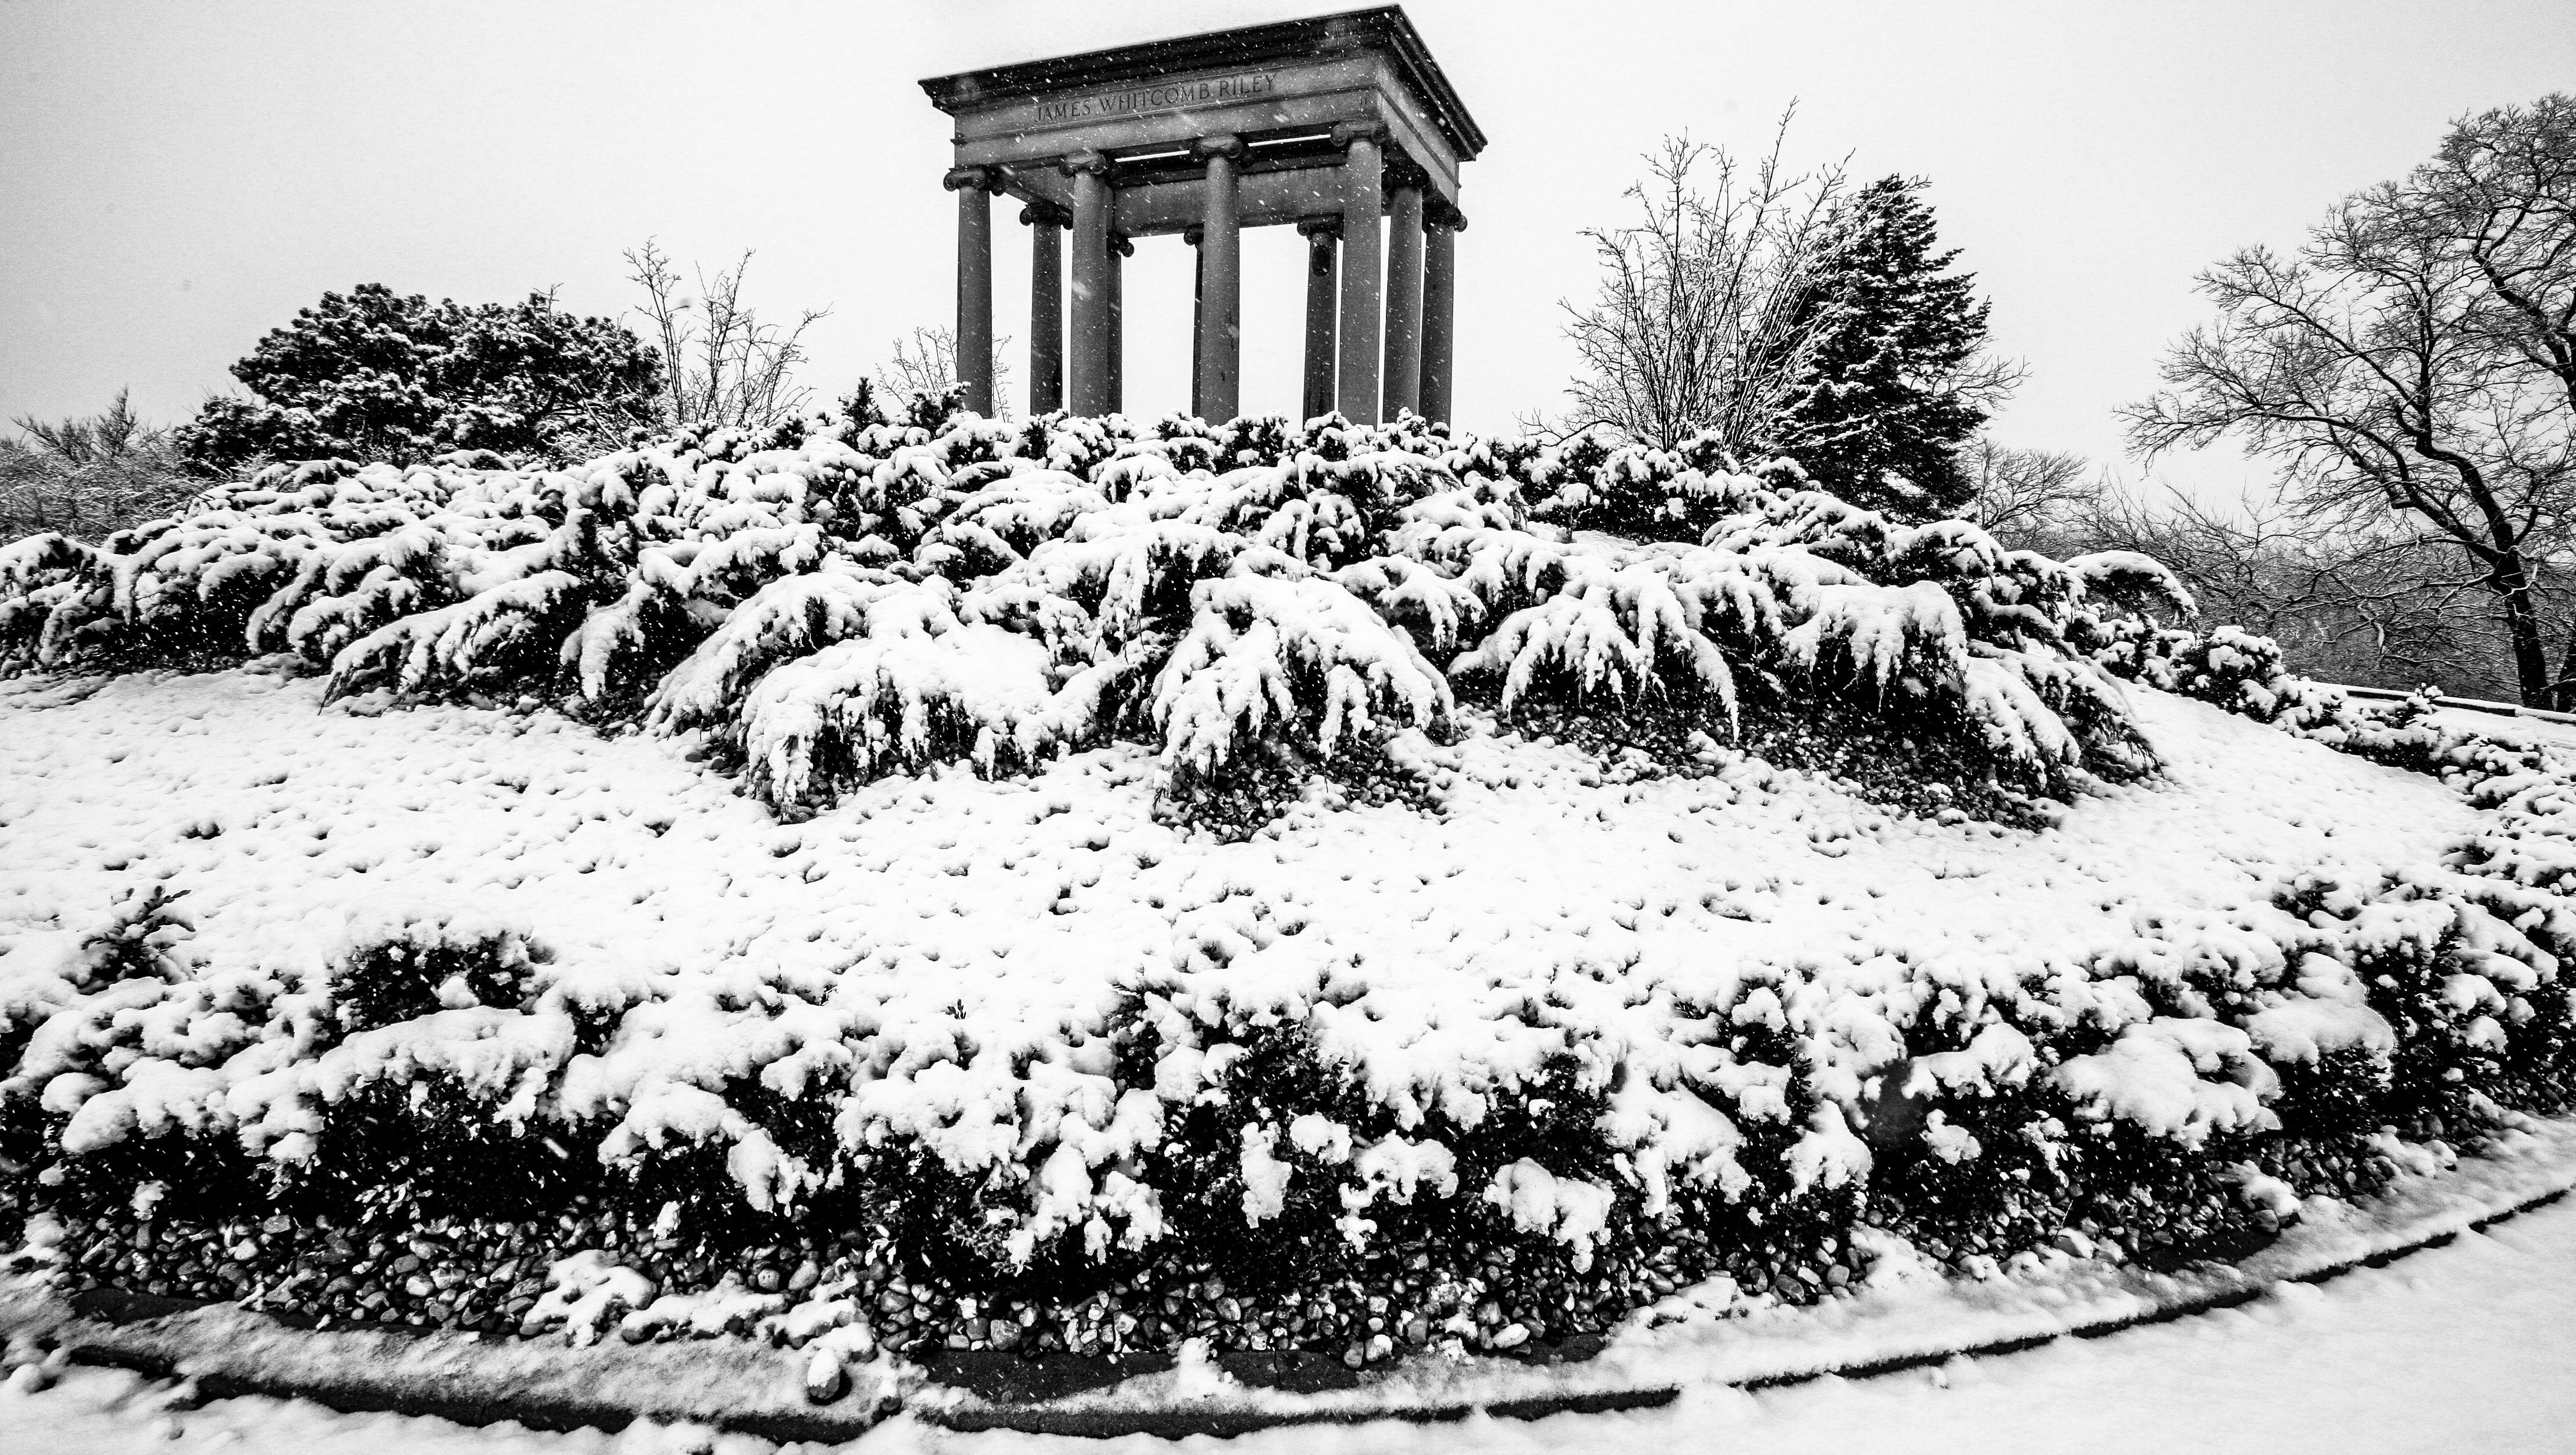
[
  {"xmin": 1060, "ymin": 149, "xmax": 1113, "ymax": 178},
  {"xmin": 1192, "ymin": 133, "xmax": 1247, "ymax": 161},
  {"xmin": 942, "ymin": 164, "xmax": 1003, "ymax": 193},
  {"xmin": 1383, "ymin": 153, "xmax": 1431, "ymax": 193},
  {"xmin": 1020, "ymin": 200, "xmax": 1070, "ymax": 228},
  {"xmin": 1428, "ymin": 200, "xmax": 1468, "ymax": 232},
  {"xmin": 1296, "ymin": 215, "xmax": 1342, "ymax": 241},
  {"xmin": 1330, "ymin": 119, "xmax": 1388, "ymax": 150},
  {"xmin": 1182, "ymin": 226, "xmax": 1204, "ymax": 248},
  {"xmin": 1112, "ymin": 234, "xmax": 1135, "ymax": 258}
]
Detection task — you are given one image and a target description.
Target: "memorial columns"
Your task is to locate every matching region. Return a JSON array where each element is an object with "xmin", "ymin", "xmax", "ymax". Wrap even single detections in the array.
[
  {"xmin": 1382, "ymin": 169, "xmax": 1426, "ymax": 420},
  {"xmin": 1421, "ymin": 210, "xmax": 1460, "ymax": 426},
  {"xmin": 1298, "ymin": 218, "xmax": 1339, "ymax": 422},
  {"xmin": 1192, "ymin": 134, "xmax": 1246, "ymax": 424},
  {"xmin": 944, "ymin": 165, "xmax": 1000, "ymax": 415},
  {"xmin": 1064, "ymin": 152, "xmax": 1113, "ymax": 416},
  {"xmin": 1023, "ymin": 203, "xmax": 1067, "ymax": 416},
  {"xmin": 1335, "ymin": 121, "xmax": 1386, "ymax": 424},
  {"xmin": 926, "ymin": 18, "xmax": 1484, "ymax": 426}
]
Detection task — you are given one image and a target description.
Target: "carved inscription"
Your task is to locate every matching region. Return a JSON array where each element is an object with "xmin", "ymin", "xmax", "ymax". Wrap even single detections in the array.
[{"xmin": 1033, "ymin": 72, "xmax": 1276, "ymax": 124}]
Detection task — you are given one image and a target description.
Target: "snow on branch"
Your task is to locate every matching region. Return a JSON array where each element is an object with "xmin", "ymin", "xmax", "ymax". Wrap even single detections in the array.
[
  {"xmin": 1776, "ymin": 580, "xmax": 1967, "ymax": 696},
  {"xmin": 738, "ymin": 592, "xmax": 1078, "ymax": 805},
  {"xmin": 1448, "ymin": 555, "xmax": 1742, "ymax": 723},
  {"xmin": 1152, "ymin": 574, "xmax": 1452, "ymax": 778}
]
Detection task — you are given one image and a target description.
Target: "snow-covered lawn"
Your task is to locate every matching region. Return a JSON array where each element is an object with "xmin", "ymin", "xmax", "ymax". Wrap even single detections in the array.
[
  {"xmin": 8, "ymin": 1187, "xmax": 2573, "ymax": 1454},
  {"xmin": 0, "ymin": 664, "xmax": 2470, "ymax": 1193},
  {"xmin": 0, "ymin": 667, "xmax": 2470, "ymax": 985}
]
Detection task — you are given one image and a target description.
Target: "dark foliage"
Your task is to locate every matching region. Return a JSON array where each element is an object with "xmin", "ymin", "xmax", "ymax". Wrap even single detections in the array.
[
  {"xmin": 176, "ymin": 284, "xmax": 664, "ymax": 473},
  {"xmin": 1771, "ymin": 177, "xmax": 1996, "ymax": 520}
]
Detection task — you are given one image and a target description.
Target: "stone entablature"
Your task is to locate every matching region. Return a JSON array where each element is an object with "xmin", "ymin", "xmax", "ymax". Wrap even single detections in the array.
[{"xmin": 919, "ymin": 6, "xmax": 1482, "ymax": 425}]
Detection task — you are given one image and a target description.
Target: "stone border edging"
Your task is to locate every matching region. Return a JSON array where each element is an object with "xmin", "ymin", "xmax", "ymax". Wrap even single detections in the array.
[
  {"xmin": 1740, "ymin": 1187, "xmax": 2571, "ymax": 1391},
  {"xmin": 899, "ymin": 1116, "xmax": 2576, "ymax": 1435},
  {"xmin": 2332, "ymin": 682, "xmax": 2576, "ymax": 726},
  {"xmin": 0, "ymin": 1283, "xmax": 897, "ymax": 1444}
]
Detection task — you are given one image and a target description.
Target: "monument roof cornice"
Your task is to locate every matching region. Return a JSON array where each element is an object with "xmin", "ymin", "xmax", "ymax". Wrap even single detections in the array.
[{"xmin": 918, "ymin": 6, "xmax": 1486, "ymax": 160}]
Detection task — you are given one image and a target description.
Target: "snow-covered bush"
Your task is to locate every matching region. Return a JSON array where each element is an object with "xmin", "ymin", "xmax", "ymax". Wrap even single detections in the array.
[
  {"xmin": 2079, "ymin": 613, "xmax": 2576, "ymax": 1137},
  {"xmin": 2086, "ymin": 621, "xmax": 2297, "ymax": 720},
  {"xmin": 0, "ymin": 411, "xmax": 2168, "ymax": 827},
  {"xmin": 14, "ymin": 813, "xmax": 2564, "ymax": 1360},
  {"xmin": 174, "ymin": 282, "xmax": 664, "ymax": 473}
]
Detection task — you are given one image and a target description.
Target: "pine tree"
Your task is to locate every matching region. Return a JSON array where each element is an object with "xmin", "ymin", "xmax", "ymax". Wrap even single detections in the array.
[
  {"xmin": 1769, "ymin": 177, "xmax": 1996, "ymax": 519},
  {"xmin": 177, "ymin": 284, "xmax": 664, "ymax": 473}
]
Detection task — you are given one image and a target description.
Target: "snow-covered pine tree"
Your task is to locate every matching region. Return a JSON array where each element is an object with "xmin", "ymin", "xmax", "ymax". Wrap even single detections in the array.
[
  {"xmin": 1768, "ymin": 177, "xmax": 1996, "ymax": 521},
  {"xmin": 176, "ymin": 284, "xmax": 665, "ymax": 474}
]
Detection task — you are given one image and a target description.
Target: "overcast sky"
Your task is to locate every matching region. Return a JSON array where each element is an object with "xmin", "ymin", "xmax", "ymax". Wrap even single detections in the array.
[{"xmin": 4, "ymin": 0, "xmax": 2572, "ymax": 498}]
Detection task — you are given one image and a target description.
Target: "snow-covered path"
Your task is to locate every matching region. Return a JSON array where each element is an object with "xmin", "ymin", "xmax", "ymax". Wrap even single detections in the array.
[{"xmin": 11, "ymin": 1193, "xmax": 2576, "ymax": 1454}]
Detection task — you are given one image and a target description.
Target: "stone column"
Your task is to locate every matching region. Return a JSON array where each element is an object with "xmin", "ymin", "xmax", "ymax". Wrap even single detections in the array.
[
  {"xmin": 1382, "ymin": 166, "xmax": 1426, "ymax": 420},
  {"xmin": 1023, "ymin": 202, "xmax": 1066, "ymax": 416},
  {"xmin": 944, "ymin": 165, "xmax": 999, "ymax": 416},
  {"xmin": 1334, "ymin": 121, "xmax": 1386, "ymax": 424},
  {"xmin": 1421, "ymin": 209, "xmax": 1461, "ymax": 425},
  {"xmin": 1064, "ymin": 152, "xmax": 1113, "ymax": 416},
  {"xmin": 1108, "ymin": 235, "xmax": 1132, "ymax": 415},
  {"xmin": 1186, "ymin": 229, "xmax": 1206, "ymax": 419},
  {"xmin": 1194, "ymin": 134, "xmax": 1246, "ymax": 424},
  {"xmin": 1297, "ymin": 218, "xmax": 1339, "ymax": 422}
]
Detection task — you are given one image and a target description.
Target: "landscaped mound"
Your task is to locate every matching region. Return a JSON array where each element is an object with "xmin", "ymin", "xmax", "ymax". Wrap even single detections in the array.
[
  {"xmin": 0, "ymin": 406, "xmax": 2171, "ymax": 827},
  {"xmin": 1, "ymin": 407, "xmax": 2572, "ymax": 1396}
]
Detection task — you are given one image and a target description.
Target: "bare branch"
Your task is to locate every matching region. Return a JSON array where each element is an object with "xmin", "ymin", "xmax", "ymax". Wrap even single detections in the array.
[
  {"xmin": 875, "ymin": 325, "xmax": 1012, "ymax": 419},
  {"xmin": 1552, "ymin": 118, "xmax": 1849, "ymax": 453},
  {"xmin": 622, "ymin": 241, "xmax": 829, "ymax": 432},
  {"xmin": 2121, "ymin": 113, "xmax": 2576, "ymax": 705}
]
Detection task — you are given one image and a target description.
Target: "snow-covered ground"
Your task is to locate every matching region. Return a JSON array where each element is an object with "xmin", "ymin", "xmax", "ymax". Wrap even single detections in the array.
[
  {"xmin": 0, "ymin": 662, "xmax": 2479, "ymax": 1217},
  {"xmin": 1, "ymin": 666, "xmax": 2470, "ymax": 1009},
  {"xmin": 9, "ymin": 666, "xmax": 2462, "ymax": 1003},
  {"xmin": 9, "ymin": 1189, "xmax": 2574, "ymax": 1454}
]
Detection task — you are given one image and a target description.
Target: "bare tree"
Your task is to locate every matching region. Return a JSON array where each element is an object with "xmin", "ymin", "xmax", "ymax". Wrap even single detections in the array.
[
  {"xmin": 1959, "ymin": 437, "xmax": 2092, "ymax": 546},
  {"xmin": 875, "ymin": 325, "xmax": 1012, "ymax": 419},
  {"xmin": 2125, "ymin": 100, "xmax": 2576, "ymax": 706},
  {"xmin": 624, "ymin": 241, "xmax": 828, "ymax": 432},
  {"xmin": 1, "ymin": 390, "xmax": 202, "ymax": 542},
  {"xmin": 2410, "ymin": 96, "xmax": 2576, "ymax": 417},
  {"xmin": 1556, "ymin": 117, "xmax": 1849, "ymax": 453}
]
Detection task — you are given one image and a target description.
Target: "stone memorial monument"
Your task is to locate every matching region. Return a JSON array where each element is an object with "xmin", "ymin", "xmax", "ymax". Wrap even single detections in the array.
[{"xmin": 920, "ymin": 6, "xmax": 1484, "ymax": 425}]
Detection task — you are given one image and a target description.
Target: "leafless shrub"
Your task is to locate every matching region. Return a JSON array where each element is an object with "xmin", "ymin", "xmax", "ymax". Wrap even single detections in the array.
[
  {"xmin": 624, "ymin": 241, "xmax": 827, "ymax": 432},
  {"xmin": 875, "ymin": 325, "xmax": 1011, "ymax": 419},
  {"xmin": 1556, "ymin": 117, "xmax": 1849, "ymax": 453}
]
